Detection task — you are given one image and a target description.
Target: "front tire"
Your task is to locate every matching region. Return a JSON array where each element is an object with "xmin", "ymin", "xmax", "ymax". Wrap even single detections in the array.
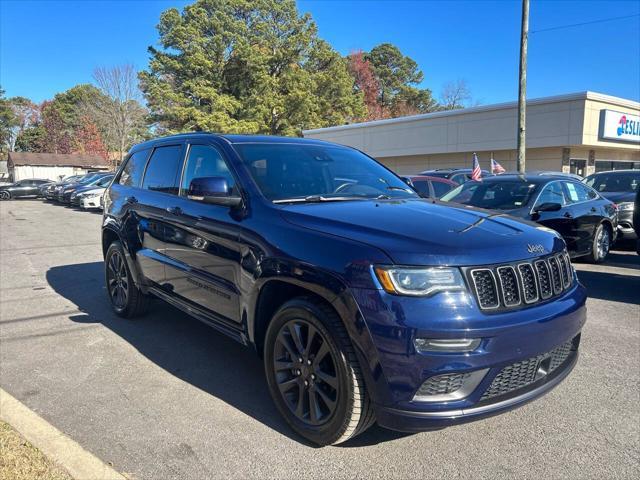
[
  {"xmin": 105, "ymin": 241, "xmax": 149, "ymax": 318},
  {"xmin": 0, "ymin": 191, "xmax": 10, "ymax": 200},
  {"xmin": 586, "ymin": 223, "xmax": 611, "ymax": 263},
  {"xmin": 264, "ymin": 297, "xmax": 375, "ymax": 446}
]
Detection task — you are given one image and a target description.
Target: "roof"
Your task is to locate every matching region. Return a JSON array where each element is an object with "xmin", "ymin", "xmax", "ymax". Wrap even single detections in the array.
[
  {"xmin": 7, "ymin": 152, "xmax": 109, "ymax": 168},
  {"xmin": 303, "ymin": 91, "xmax": 640, "ymax": 135},
  {"xmin": 130, "ymin": 132, "xmax": 338, "ymax": 153},
  {"xmin": 471, "ymin": 174, "xmax": 573, "ymax": 184}
]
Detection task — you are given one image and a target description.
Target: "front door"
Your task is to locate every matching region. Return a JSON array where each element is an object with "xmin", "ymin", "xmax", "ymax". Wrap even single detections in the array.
[
  {"xmin": 531, "ymin": 181, "xmax": 576, "ymax": 252},
  {"xmin": 162, "ymin": 143, "xmax": 243, "ymax": 325}
]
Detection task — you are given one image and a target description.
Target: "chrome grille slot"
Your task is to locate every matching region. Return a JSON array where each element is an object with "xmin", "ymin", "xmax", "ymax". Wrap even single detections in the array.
[
  {"xmin": 534, "ymin": 260, "xmax": 553, "ymax": 299},
  {"xmin": 548, "ymin": 257, "xmax": 563, "ymax": 294},
  {"xmin": 517, "ymin": 263, "xmax": 539, "ymax": 304},
  {"xmin": 470, "ymin": 269, "xmax": 499, "ymax": 309},
  {"xmin": 497, "ymin": 266, "xmax": 520, "ymax": 306}
]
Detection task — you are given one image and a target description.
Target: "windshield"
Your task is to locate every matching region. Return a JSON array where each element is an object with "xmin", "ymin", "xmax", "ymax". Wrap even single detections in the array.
[
  {"xmin": 585, "ymin": 172, "xmax": 640, "ymax": 193},
  {"xmin": 233, "ymin": 144, "xmax": 417, "ymax": 202},
  {"xmin": 441, "ymin": 180, "xmax": 538, "ymax": 210}
]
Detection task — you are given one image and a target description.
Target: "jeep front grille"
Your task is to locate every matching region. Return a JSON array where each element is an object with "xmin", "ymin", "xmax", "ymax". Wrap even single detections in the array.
[{"xmin": 468, "ymin": 251, "xmax": 573, "ymax": 312}]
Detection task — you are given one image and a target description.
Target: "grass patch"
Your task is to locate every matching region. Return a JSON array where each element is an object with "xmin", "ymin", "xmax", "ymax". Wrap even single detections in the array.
[{"xmin": 0, "ymin": 420, "xmax": 72, "ymax": 480}]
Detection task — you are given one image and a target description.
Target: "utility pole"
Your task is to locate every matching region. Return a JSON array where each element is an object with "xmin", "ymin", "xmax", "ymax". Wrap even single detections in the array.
[{"xmin": 517, "ymin": 0, "xmax": 529, "ymax": 173}]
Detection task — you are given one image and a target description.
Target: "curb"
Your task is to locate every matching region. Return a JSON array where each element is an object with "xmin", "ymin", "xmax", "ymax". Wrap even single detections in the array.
[{"xmin": 0, "ymin": 388, "xmax": 127, "ymax": 480}]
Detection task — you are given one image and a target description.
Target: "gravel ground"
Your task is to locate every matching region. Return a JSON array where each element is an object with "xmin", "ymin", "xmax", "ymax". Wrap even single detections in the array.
[{"xmin": 1, "ymin": 199, "xmax": 639, "ymax": 480}]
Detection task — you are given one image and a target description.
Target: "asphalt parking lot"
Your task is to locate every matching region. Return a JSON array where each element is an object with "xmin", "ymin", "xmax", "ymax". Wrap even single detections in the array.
[{"xmin": 1, "ymin": 199, "xmax": 639, "ymax": 479}]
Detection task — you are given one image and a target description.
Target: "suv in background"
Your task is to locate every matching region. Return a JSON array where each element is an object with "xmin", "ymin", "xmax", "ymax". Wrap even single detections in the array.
[
  {"xmin": 584, "ymin": 170, "xmax": 640, "ymax": 241},
  {"xmin": 102, "ymin": 134, "xmax": 586, "ymax": 446}
]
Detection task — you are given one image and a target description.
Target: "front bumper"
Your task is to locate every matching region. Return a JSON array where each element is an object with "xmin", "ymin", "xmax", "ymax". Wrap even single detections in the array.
[
  {"xmin": 350, "ymin": 274, "xmax": 586, "ymax": 432},
  {"xmin": 617, "ymin": 210, "xmax": 637, "ymax": 240},
  {"xmin": 79, "ymin": 196, "xmax": 102, "ymax": 209}
]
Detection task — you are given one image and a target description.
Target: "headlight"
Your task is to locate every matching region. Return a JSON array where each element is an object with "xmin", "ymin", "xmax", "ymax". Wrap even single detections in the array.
[
  {"xmin": 374, "ymin": 266, "xmax": 467, "ymax": 296},
  {"xmin": 618, "ymin": 202, "xmax": 634, "ymax": 212}
]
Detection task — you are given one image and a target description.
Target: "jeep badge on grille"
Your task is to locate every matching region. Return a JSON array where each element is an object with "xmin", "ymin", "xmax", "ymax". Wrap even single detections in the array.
[{"xmin": 527, "ymin": 244, "xmax": 545, "ymax": 254}]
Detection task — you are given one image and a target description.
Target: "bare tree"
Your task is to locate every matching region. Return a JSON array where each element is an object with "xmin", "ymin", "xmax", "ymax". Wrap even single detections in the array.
[
  {"xmin": 92, "ymin": 64, "xmax": 148, "ymax": 164},
  {"xmin": 439, "ymin": 79, "xmax": 473, "ymax": 110}
]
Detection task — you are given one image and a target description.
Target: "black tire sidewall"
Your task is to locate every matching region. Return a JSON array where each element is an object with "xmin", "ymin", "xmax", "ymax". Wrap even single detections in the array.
[
  {"xmin": 264, "ymin": 300, "xmax": 355, "ymax": 445},
  {"xmin": 105, "ymin": 241, "xmax": 135, "ymax": 316}
]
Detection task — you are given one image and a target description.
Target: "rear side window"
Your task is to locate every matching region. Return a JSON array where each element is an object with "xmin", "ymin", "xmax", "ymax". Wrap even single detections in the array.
[
  {"xmin": 432, "ymin": 180, "xmax": 454, "ymax": 198},
  {"xmin": 118, "ymin": 150, "xmax": 149, "ymax": 187},
  {"xmin": 142, "ymin": 145, "xmax": 183, "ymax": 195},
  {"xmin": 535, "ymin": 182, "xmax": 566, "ymax": 207},
  {"xmin": 564, "ymin": 181, "xmax": 596, "ymax": 203}
]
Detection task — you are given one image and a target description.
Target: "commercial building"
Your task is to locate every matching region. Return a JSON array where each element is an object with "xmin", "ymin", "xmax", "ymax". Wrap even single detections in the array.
[
  {"xmin": 7, "ymin": 152, "xmax": 110, "ymax": 182},
  {"xmin": 303, "ymin": 91, "xmax": 640, "ymax": 177}
]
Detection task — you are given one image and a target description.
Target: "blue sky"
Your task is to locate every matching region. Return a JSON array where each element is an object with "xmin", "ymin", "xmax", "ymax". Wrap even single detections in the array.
[{"xmin": 1, "ymin": 0, "xmax": 639, "ymax": 105}]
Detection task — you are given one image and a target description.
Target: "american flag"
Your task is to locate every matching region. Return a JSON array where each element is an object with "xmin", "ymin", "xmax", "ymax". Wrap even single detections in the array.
[
  {"xmin": 491, "ymin": 157, "xmax": 506, "ymax": 174},
  {"xmin": 471, "ymin": 153, "xmax": 482, "ymax": 181}
]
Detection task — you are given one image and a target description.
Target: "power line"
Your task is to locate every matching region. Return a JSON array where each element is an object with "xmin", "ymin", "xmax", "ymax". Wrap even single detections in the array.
[{"xmin": 531, "ymin": 13, "xmax": 640, "ymax": 34}]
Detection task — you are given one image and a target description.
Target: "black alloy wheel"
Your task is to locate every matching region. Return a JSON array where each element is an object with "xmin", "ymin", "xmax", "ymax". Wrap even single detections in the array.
[
  {"xmin": 0, "ymin": 191, "xmax": 10, "ymax": 200},
  {"xmin": 104, "ymin": 241, "xmax": 149, "ymax": 318},
  {"xmin": 264, "ymin": 297, "xmax": 375, "ymax": 446},
  {"xmin": 273, "ymin": 318, "xmax": 339, "ymax": 426}
]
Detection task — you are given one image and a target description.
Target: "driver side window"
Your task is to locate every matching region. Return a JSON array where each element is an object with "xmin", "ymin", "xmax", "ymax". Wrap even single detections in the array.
[
  {"xmin": 535, "ymin": 182, "xmax": 566, "ymax": 208},
  {"xmin": 181, "ymin": 145, "xmax": 236, "ymax": 196}
]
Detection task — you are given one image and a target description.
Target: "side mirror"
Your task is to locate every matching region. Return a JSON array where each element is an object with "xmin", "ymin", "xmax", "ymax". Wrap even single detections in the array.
[
  {"xmin": 534, "ymin": 202, "xmax": 562, "ymax": 213},
  {"xmin": 187, "ymin": 176, "xmax": 242, "ymax": 207}
]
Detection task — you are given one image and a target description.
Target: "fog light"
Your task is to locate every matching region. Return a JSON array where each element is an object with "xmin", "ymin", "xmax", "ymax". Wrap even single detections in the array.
[{"xmin": 414, "ymin": 338, "xmax": 481, "ymax": 353}]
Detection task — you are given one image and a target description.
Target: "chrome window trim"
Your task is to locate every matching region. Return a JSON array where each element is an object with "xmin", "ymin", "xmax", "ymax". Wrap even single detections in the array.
[
  {"xmin": 470, "ymin": 268, "xmax": 500, "ymax": 310},
  {"xmin": 534, "ymin": 260, "xmax": 553, "ymax": 299},
  {"xmin": 496, "ymin": 265, "xmax": 521, "ymax": 307},
  {"xmin": 517, "ymin": 262, "xmax": 539, "ymax": 304}
]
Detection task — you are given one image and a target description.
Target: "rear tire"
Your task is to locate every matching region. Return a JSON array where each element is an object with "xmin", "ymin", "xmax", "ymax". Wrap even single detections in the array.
[
  {"xmin": 105, "ymin": 241, "xmax": 149, "ymax": 318},
  {"xmin": 586, "ymin": 223, "xmax": 611, "ymax": 263},
  {"xmin": 264, "ymin": 297, "xmax": 375, "ymax": 446}
]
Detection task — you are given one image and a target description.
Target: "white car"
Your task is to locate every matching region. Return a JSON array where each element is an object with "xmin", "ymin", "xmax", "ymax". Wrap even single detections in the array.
[{"xmin": 77, "ymin": 187, "xmax": 106, "ymax": 210}]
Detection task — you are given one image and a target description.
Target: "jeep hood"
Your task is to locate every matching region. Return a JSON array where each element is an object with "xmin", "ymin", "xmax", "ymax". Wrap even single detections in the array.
[{"xmin": 279, "ymin": 199, "xmax": 564, "ymax": 266}]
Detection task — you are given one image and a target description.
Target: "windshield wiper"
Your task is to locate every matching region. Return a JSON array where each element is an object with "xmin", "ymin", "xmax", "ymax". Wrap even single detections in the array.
[{"xmin": 273, "ymin": 195, "xmax": 365, "ymax": 204}]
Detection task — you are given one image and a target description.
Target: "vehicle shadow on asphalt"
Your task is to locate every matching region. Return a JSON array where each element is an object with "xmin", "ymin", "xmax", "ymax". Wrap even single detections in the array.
[
  {"xmin": 575, "ymin": 250, "xmax": 640, "ymax": 305},
  {"xmin": 45, "ymin": 261, "xmax": 412, "ymax": 447}
]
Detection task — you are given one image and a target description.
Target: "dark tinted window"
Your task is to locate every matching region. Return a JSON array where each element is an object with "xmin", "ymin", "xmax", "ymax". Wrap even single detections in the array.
[
  {"xmin": 585, "ymin": 172, "xmax": 640, "ymax": 193},
  {"xmin": 234, "ymin": 144, "xmax": 415, "ymax": 201},
  {"xmin": 441, "ymin": 181, "xmax": 538, "ymax": 210},
  {"xmin": 142, "ymin": 145, "xmax": 183, "ymax": 195},
  {"xmin": 535, "ymin": 182, "xmax": 566, "ymax": 207},
  {"xmin": 412, "ymin": 180, "xmax": 431, "ymax": 196},
  {"xmin": 432, "ymin": 180, "xmax": 454, "ymax": 198},
  {"xmin": 181, "ymin": 145, "xmax": 235, "ymax": 195},
  {"xmin": 119, "ymin": 150, "xmax": 149, "ymax": 187}
]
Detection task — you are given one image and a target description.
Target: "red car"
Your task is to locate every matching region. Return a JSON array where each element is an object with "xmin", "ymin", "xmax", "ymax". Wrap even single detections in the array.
[{"xmin": 404, "ymin": 175, "xmax": 458, "ymax": 198}]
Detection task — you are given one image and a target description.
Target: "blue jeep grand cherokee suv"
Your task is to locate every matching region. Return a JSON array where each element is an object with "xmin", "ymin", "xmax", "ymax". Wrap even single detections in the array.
[{"xmin": 102, "ymin": 134, "xmax": 586, "ymax": 445}]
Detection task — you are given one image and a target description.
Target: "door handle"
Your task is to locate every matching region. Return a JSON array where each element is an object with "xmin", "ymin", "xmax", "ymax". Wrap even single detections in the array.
[
  {"xmin": 590, "ymin": 207, "xmax": 597, "ymax": 213},
  {"xmin": 563, "ymin": 212, "xmax": 573, "ymax": 218},
  {"xmin": 125, "ymin": 196, "xmax": 137, "ymax": 204},
  {"xmin": 166, "ymin": 206, "xmax": 183, "ymax": 215}
]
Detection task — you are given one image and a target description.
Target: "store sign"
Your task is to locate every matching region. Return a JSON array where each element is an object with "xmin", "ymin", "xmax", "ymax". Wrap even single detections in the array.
[{"xmin": 600, "ymin": 110, "xmax": 640, "ymax": 143}]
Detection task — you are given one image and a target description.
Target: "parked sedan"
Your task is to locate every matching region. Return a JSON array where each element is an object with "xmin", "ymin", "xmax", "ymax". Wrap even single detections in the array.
[
  {"xmin": 404, "ymin": 175, "xmax": 458, "ymax": 198},
  {"xmin": 70, "ymin": 174, "xmax": 114, "ymax": 209},
  {"xmin": 440, "ymin": 174, "xmax": 618, "ymax": 262},
  {"xmin": 584, "ymin": 169, "xmax": 640, "ymax": 241},
  {"xmin": 0, "ymin": 179, "xmax": 52, "ymax": 200},
  {"xmin": 59, "ymin": 172, "xmax": 112, "ymax": 204},
  {"xmin": 44, "ymin": 175, "xmax": 86, "ymax": 201}
]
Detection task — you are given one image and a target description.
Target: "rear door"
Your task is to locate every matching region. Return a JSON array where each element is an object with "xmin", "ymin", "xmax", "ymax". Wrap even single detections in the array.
[
  {"xmin": 562, "ymin": 181, "xmax": 601, "ymax": 255},
  {"xmin": 161, "ymin": 142, "xmax": 243, "ymax": 325},
  {"xmin": 12, "ymin": 180, "xmax": 34, "ymax": 197}
]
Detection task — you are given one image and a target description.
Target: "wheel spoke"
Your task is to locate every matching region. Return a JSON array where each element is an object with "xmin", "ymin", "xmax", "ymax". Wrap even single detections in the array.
[
  {"xmin": 315, "ymin": 385, "xmax": 337, "ymax": 411},
  {"xmin": 295, "ymin": 386, "xmax": 305, "ymax": 417},
  {"xmin": 277, "ymin": 377, "xmax": 299, "ymax": 394},
  {"xmin": 315, "ymin": 370, "xmax": 338, "ymax": 390},
  {"xmin": 308, "ymin": 390, "xmax": 320, "ymax": 423},
  {"xmin": 313, "ymin": 341, "xmax": 330, "ymax": 367},
  {"xmin": 274, "ymin": 360, "xmax": 294, "ymax": 371},
  {"xmin": 277, "ymin": 334, "xmax": 298, "ymax": 360},
  {"xmin": 288, "ymin": 323, "xmax": 305, "ymax": 355},
  {"xmin": 305, "ymin": 324, "xmax": 317, "ymax": 355}
]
